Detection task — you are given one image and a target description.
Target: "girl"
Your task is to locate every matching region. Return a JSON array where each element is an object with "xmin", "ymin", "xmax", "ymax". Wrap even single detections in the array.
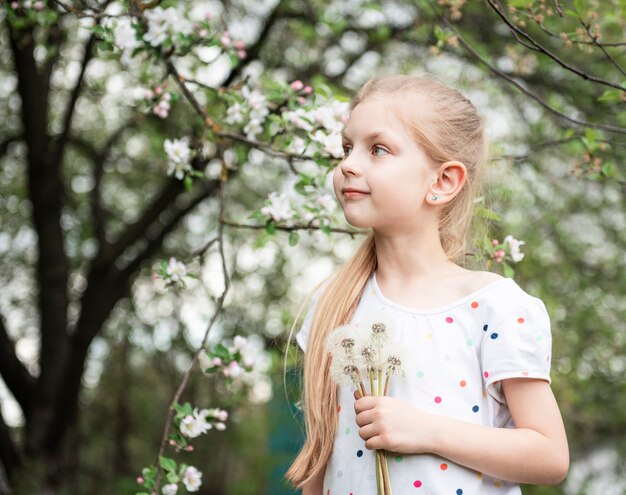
[{"xmin": 285, "ymin": 74, "xmax": 569, "ymax": 495}]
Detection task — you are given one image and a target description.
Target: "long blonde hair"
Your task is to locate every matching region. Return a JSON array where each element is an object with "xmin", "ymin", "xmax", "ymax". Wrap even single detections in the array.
[{"xmin": 285, "ymin": 73, "xmax": 490, "ymax": 487}]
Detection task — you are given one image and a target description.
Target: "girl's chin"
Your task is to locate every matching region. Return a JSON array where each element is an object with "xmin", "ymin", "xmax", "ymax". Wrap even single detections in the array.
[{"xmin": 343, "ymin": 215, "xmax": 374, "ymax": 229}]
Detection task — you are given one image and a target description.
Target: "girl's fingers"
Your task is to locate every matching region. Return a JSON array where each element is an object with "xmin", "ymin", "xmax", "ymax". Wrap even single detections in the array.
[{"xmin": 358, "ymin": 422, "xmax": 378, "ymax": 441}]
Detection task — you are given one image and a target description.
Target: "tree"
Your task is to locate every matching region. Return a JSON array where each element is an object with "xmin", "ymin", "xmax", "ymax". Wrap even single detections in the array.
[{"xmin": 1, "ymin": 0, "xmax": 624, "ymax": 493}]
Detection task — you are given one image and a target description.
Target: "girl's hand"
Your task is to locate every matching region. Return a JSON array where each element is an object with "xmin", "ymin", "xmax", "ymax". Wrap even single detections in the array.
[{"xmin": 353, "ymin": 391, "xmax": 437, "ymax": 454}]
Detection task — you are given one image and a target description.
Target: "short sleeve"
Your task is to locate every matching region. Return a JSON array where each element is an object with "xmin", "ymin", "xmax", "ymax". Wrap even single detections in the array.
[
  {"xmin": 295, "ymin": 278, "xmax": 332, "ymax": 352},
  {"xmin": 481, "ymin": 296, "xmax": 553, "ymax": 403}
]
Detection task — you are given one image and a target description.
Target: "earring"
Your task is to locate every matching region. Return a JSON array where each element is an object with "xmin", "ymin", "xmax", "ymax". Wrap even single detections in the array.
[{"xmin": 432, "ymin": 195, "xmax": 439, "ymax": 200}]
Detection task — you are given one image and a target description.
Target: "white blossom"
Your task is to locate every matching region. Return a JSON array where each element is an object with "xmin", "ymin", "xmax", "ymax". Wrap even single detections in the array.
[
  {"xmin": 162, "ymin": 483, "xmax": 178, "ymax": 495},
  {"xmin": 504, "ymin": 235, "xmax": 526, "ymax": 262},
  {"xmin": 315, "ymin": 193, "xmax": 337, "ymax": 215},
  {"xmin": 260, "ymin": 192, "xmax": 294, "ymax": 222},
  {"xmin": 225, "ymin": 102, "xmax": 245, "ymax": 125},
  {"xmin": 179, "ymin": 408, "xmax": 212, "ymax": 438},
  {"xmin": 165, "ymin": 257, "xmax": 187, "ymax": 282},
  {"xmin": 182, "ymin": 466, "xmax": 202, "ymax": 492},
  {"xmin": 143, "ymin": 6, "xmax": 193, "ymax": 47},
  {"xmin": 113, "ymin": 17, "xmax": 139, "ymax": 51},
  {"xmin": 164, "ymin": 138, "xmax": 192, "ymax": 179}
]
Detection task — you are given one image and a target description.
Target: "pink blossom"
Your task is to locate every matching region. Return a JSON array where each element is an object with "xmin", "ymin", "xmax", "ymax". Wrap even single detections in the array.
[
  {"xmin": 492, "ymin": 239, "xmax": 499, "ymax": 246},
  {"xmin": 136, "ymin": 477, "xmax": 144, "ymax": 484},
  {"xmin": 234, "ymin": 40, "xmax": 246, "ymax": 50},
  {"xmin": 297, "ymin": 96, "xmax": 306, "ymax": 104},
  {"xmin": 303, "ymin": 85, "xmax": 313, "ymax": 94},
  {"xmin": 34, "ymin": 1, "xmax": 44, "ymax": 10},
  {"xmin": 290, "ymin": 80, "xmax": 304, "ymax": 91},
  {"xmin": 11, "ymin": 1, "xmax": 18, "ymax": 8},
  {"xmin": 154, "ymin": 86, "xmax": 163, "ymax": 96},
  {"xmin": 198, "ymin": 29, "xmax": 208, "ymax": 38},
  {"xmin": 223, "ymin": 361, "xmax": 243, "ymax": 378},
  {"xmin": 237, "ymin": 50, "xmax": 247, "ymax": 59}
]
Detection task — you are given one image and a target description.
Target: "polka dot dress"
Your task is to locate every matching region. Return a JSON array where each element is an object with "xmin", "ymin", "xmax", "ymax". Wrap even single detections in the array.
[{"xmin": 296, "ymin": 271, "xmax": 553, "ymax": 495}]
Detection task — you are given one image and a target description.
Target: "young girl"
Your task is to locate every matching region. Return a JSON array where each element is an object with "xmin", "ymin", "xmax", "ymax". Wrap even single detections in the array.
[{"xmin": 285, "ymin": 74, "xmax": 569, "ymax": 495}]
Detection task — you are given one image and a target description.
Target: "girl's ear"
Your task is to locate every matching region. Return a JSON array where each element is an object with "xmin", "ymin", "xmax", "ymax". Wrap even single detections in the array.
[{"xmin": 426, "ymin": 160, "xmax": 467, "ymax": 205}]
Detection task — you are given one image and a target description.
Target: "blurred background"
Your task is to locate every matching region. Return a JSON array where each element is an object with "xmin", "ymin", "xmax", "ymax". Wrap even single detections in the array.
[{"xmin": 1, "ymin": 0, "xmax": 625, "ymax": 494}]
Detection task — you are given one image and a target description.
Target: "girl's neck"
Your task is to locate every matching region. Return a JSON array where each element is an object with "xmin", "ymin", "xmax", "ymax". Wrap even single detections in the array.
[{"xmin": 373, "ymin": 228, "xmax": 463, "ymax": 285}]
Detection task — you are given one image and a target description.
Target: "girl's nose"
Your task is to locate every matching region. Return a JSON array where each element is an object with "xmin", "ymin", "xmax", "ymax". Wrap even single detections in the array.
[{"xmin": 340, "ymin": 152, "xmax": 361, "ymax": 176}]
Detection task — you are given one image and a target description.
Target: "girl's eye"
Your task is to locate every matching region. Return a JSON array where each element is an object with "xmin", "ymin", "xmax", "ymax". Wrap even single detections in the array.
[
  {"xmin": 372, "ymin": 145, "xmax": 389, "ymax": 156},
  {"xmin": 342, "ymin": 145, "xmax": 352, "ymax": 156}
]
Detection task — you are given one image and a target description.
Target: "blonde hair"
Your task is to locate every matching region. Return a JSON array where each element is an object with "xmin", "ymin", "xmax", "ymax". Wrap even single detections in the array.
[{"xmin": 285, "ymin": 73, "xmax": 490, "ymax": 488}]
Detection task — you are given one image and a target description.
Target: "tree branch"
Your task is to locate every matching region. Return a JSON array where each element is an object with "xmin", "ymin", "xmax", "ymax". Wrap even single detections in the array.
[
  {"xmin": 0, "ymin": 405, "xmax": 22, "ymax": 485},
  {"xmin": 222, "ymin": 0, "xmax": 288, "ymax": 87},
  {"xmin": 485, "ymin": 0, "xmax": 626, "ymax": 91},
  {"xmin": 429, "ymin": 2, "xmax": 626, "ymax": 134},
  {"xmin": 0, "ymin": 312, "xmax": 34, "ymax": 414},
  {"xmin": 51, "ymin": 6, "xmax": 109, "ymax": 170},
  {"xmin": 117, "ymin": 178, "xmax": 222, "ymax": 283}
]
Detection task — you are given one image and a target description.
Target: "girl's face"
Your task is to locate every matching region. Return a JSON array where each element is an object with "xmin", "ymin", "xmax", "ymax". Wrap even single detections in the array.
[{"xmin": 333, "ymin": 95, "xmax": 438, "ymax": 232}]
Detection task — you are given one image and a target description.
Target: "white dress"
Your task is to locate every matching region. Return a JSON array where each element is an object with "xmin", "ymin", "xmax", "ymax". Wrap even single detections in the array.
[{"xmin": 296, "ymin": 271, "xmax": 553, "ymax": 495}]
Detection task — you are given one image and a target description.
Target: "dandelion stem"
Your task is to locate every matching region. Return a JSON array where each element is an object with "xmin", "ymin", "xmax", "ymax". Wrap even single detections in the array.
[
  {"xmin": 383, "ymin": 373, "xmax": 390, "ymax": 396},
  {"xmin": 381, "ymin": 450, "xmax": 393, "ymax": 494},
  {"xmin": 375, "ymin": 450, "xmax": 384, "ymax": 495}
]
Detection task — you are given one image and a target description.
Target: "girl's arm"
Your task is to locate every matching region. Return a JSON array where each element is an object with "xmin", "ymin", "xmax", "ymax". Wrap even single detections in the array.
[
  {"xmin": 301, "ymin": 465, "xmax": 326, "ymax": 495},
  {"xmin": 354, "ymin": 378, "xmax": 569, "ymax": 485}
]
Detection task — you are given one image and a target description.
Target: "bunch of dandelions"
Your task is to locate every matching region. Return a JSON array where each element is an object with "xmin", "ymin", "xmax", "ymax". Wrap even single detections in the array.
[{"xmin": 325, "ymin": 317, "xmax": 407, "ymax": 495}]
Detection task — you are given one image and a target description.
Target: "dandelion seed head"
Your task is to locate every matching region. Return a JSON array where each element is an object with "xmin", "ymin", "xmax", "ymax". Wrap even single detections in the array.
[{"xmin": 371, "ymin": 322, "xmax": 387, "ymax": 334}]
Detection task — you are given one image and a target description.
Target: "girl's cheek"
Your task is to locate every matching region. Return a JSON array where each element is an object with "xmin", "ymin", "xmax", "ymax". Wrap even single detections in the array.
[{"xmin": 332, "ymin": 167, "xmax": 342, "ymax": 200}]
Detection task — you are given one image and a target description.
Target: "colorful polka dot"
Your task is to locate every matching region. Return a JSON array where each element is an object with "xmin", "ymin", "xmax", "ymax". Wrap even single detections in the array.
[
  {"xmin": 490, "ymin": 333, "xmax": 499, "ymax": 339},
  {"xmin": 494, "ymin": 481, "xmax": 503, "ymax": 487},
  {"xmin": 457, "ymin": 490, "xmax": 464, "ymax": 495},
  {"xmin": 484, "ymin": 371, "xmax": 489, "ymax": 378},
  {"xmin": 426, "ymin": 332, "xmax": 432, "ymax": 339},
  {"xmin": 345, "ymin": 427, "xmax": 351, "ymax": 434},
  {"xmin": 440, "ymin": 463, "xmax": 448, "ymax": 471},
  {"xmin": 483, "ymin": 324, "xmax": 489, "ymax": 332},
  {"xmin": 445, "ymin": 316, "xmax": 454, "ymax": 323},
  {"xmin": 467, "ymin": 338, "xmax": 474, "ymax": 346},
  {"xmin": 471, "ymin": 301, "xmax": 479, "ymax": 308},
  {"xmin": 459, "ymin": 380, "xmax": 467, "ymax": 387},
  {"xmin": 356, "ymin": 449, "xmax": 363, "ymax": 457},
  {"xmin": 434, "ymin": 396, "xmax": 442, "ymax": 404},
  {"xmin": 337, "ymin": 470, "xmax": 343, "ymax": 478},
  {"xmin": 517, "ymin": 317, "xmax": 525, "ymax": 324},
  {"xmin": 536, "ymin": 335, "xmax": 543, "ymax": 341},
  {"xmin": 337, "ymin": 405, "xmax": 341, "ymax": 413},
  {"xmin": 413, "ymin": 480, "xmax": 422, "ymax": 488},
  {"xmin": 472, "ymin": 405, "xmax": 479, "ymax": 413},
  {"xmin": 482, "ymin": 390, "xmax": 487, "ymax": 398},
  {"xmin": 395, "ymin": 455, "xmax": 403, "ymax": 462},
  {"xmin": 416, "ymin": 371, "xmax": 424, "ymax": 378}
]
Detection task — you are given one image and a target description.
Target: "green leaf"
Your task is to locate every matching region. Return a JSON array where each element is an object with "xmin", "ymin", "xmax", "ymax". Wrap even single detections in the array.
[
  {"xmin": 564, "ymin": 9, "xmax": 580, "ymax": 18},
  {"xmin": 503, "ymin": 263, "xmax": 515, "ymax": 278},
  {"xmin": 166, "ymin": 472, "xmax": 180, "ymax": 484},
  {"xmin": 265, "ymin": 220, "xmax": 277, "ymax": 235},
  {"xmin": 597, "ymin": 89, "xmax": 624, "ymax": 103},
  {"xmin": 474, "ymin": 206, "xmax": 502, "ymax": 222},
  {"xmin": 288, "ymin": 232, "xmax": 300, "ymax": 246},
  {"xmin": 159, "ymin": 456, "xmax": 177, "ymax": 473},
  {"xmin": 601, "ymin": 161, "xmax": 615, "ymax": 177},
  {"xmin": 183, "ymin": 176, "xmax": 193, "ymax": 191},
  {"xmin": 574, "ymin": 0, "xmax": 585, "ymax": 14}
]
